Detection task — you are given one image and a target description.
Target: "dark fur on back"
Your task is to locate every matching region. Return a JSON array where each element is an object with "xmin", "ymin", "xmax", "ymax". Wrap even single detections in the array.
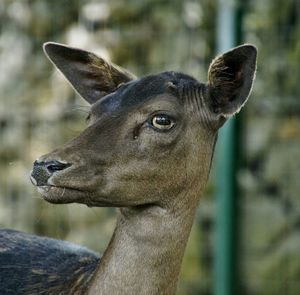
[{"xmin": 0, "ymin": 229, "xmax": 99, "ymax": 295}]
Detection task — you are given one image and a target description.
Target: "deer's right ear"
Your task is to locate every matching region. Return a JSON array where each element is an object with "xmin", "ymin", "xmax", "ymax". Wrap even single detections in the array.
[
  {"xmin": 43, "ymin": 42, "xmax": 136, "ymax": 104},
  {"xmin": 207, "ymin": 44, "xmax": 257, "ymax": 118}
]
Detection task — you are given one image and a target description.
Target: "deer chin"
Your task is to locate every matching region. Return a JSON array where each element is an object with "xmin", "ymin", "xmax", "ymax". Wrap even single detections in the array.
[
  {"xmin": 36, "ymin": 185, "xmax": 121, "ymax": 207},
  {"xmin": 36, "ymin": 185, "xmax": 89, "ymax": 204}
]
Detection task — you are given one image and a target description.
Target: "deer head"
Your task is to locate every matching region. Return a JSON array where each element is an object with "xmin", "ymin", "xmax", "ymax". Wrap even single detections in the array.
[{"xmin": 30, "ymin": 43, "xmax": 256, "ymax": 211}]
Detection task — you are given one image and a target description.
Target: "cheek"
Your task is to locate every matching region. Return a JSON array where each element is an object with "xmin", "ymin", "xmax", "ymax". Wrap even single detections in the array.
[
  {"xmin": 101, "ymin": 154, "xmax": 187, "ymax": 196},
  {"xmin": 135, "ymin": 137, "xmax": 180, "ymax": 162}
]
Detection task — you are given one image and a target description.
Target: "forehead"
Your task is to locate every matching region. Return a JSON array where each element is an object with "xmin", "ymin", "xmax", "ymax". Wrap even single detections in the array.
[{"xmin": 91, "ymin": 71, "xmax": 199, "ymax": 115}]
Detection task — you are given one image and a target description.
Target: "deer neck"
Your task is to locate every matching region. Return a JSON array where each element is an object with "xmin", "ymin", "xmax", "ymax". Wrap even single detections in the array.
[{"xmin": 87, "ymin": 190, "xmax": 201, "ymax": 295}]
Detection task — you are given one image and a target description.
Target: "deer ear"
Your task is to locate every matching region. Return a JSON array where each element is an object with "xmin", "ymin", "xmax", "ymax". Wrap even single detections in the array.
[
  {"xmin": 207, "ymin": 44, "xmax": 257, "ymax": 117},
  {"xmin": 43, "ymin": 42, "xmax": 136, "ymax": 104}
]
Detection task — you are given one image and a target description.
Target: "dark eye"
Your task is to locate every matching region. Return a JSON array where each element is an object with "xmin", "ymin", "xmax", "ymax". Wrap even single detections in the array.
[{"xmin": 150, "ymin": 114, "xmax": 175, "ymax": 131}]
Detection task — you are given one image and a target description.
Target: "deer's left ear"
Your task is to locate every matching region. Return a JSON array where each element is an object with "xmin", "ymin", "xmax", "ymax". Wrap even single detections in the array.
[
  {"xmin": 207, "ymin": 44, "xmax": 257, "ymax": 117},
  {"xmin": 43, "ymin": 42, "xmax": 136, "ymax": 104}
]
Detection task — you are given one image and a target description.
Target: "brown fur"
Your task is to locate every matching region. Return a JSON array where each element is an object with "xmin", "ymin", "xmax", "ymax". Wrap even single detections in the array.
[{"xmin": 1, "ymin": 43, "xmax": 256, "ymax": 295}]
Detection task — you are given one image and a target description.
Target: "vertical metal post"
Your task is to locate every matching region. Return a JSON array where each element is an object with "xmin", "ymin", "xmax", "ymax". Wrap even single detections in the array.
[{"xmin": 214, "ymin": 1, "xmax": 244, "ymax": 295}]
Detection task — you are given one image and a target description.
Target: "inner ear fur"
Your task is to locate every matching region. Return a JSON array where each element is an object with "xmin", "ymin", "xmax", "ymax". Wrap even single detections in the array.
[
  {"xmin": 207, "ymin": 44, "xmax": 257, "ymax": 117},
  {"xmin": 43, "ymin": 42, "xmax": 136, "ymax": 104}
]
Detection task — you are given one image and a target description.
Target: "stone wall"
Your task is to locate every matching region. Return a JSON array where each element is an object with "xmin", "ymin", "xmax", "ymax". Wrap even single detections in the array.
[
  {"xmin": 0, "ymin": 1, "xmax": 215, "ymax": 294},
  {"xmin": 0, "ymin": 0, "xmax": 299, "ymax": 294},
  {"xmin": 238, "ymin": 0, "xmax": 300, "ymax": 294}
]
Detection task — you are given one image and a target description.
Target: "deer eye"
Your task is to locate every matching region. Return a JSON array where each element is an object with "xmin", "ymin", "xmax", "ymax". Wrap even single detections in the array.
[{"xmin": 150, "ymin": 114, "xmax": 175, "ymax": 131}]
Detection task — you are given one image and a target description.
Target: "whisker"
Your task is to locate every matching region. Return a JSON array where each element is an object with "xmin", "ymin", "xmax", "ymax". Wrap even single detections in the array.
[
  {"xmin": 64, "ymin": 108, "xmax": 90, "ymax": 115},
  {"xmin": 70, "ymin": 105, "xmax": 90, "ymax": 111},
  {"xmin": 61, "ymin": 187, "xmax": 66, "ymax": 197}
]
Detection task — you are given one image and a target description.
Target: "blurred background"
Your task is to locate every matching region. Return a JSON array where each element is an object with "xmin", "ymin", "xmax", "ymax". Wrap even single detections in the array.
[{"xmin": 0, "ymin": 0, "xmax": 299, "ymax": 294}]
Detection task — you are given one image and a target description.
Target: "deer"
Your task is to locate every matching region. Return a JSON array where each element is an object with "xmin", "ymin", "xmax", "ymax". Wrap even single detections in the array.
[{"xmin": 0, "ymin": 42, "xmax": 256, "ymax": 295}]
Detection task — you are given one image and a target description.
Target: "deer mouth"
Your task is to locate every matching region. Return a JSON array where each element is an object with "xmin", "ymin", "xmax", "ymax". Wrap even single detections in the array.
[
  {"xmin": 35, "ymin": 185, "xmax": 113, "ymax": 207},
  {"xmin": 36, "ymin": 185, "xmax": 89, "ymax": 204}
]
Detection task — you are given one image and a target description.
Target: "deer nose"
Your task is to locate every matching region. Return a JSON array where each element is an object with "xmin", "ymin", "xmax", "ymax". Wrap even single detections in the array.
[{"xmin": 30, "ymin": 160, "xmax": 71, "ymax": 186}]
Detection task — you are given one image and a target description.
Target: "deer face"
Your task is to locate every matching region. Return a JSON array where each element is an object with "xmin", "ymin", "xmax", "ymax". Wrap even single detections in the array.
[{"xmin": 31, "ymin": 43, "xmax": 256, "ymax": 208}]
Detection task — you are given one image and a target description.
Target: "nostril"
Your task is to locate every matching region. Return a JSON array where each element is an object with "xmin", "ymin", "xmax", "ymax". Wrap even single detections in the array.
[
  {"xmin": 46, "ymin": 160, "xmax": 71, "ymax": 173},
  {"xmin": 34, "ymin": 160, "xmax": 43, "ymax": 166}
]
